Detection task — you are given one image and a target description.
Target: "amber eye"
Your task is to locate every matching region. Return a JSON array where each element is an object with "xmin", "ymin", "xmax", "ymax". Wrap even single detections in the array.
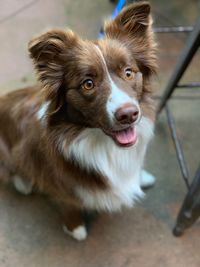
[
  {"xmin": 82, "ymin": 79, "xmax": 94, "ymax": 90},
  {"xmin": 124, "ymin": 68, "xmax": 134, "ymax": 80}
]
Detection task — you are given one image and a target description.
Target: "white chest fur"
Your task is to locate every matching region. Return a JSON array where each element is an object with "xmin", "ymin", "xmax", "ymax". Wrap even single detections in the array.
[{"xmin": 62, "ymin": 117, "xmax": 154, "ymax": 212}]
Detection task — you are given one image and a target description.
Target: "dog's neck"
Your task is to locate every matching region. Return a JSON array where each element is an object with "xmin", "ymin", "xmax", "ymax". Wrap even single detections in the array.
[{"xmin": 60, "ymin": 116, "xmax": 154, "ymax": 181}]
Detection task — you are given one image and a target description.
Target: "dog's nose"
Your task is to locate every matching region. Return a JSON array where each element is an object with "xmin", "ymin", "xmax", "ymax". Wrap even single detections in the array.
[{"xmin": 114, "ymin": 104, "xmax": 139, "ymax": 124}]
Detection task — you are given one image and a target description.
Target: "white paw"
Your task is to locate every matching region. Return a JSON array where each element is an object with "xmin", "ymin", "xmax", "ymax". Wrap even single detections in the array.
[
  {"xmin": 13, "ymin": 175, "xmax": 32, "ymax": 195},
  {"xmin": 63, "ymin": 225, "xmax": 87, "ymax": 241},
  {"xmin": 140, "ymin": 170, "xmax": 156, "ymax": 188}
]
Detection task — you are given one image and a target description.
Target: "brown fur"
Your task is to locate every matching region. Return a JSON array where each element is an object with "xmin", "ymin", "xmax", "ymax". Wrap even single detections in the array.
[{"xmin": 0, "ymin": 2, "xmax": 157, "ymax": 237}]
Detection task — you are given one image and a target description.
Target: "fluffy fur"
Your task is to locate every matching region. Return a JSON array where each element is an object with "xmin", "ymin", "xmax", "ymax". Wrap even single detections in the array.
[{"xmin": 0, "ymin": 2, "xmax": 157, "ymax": 241}]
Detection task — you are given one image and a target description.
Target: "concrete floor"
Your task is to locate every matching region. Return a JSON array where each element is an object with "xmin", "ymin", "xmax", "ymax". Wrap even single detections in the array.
[{"xmin": 0, "ymin": 0, "xmax": 200, "ymax": 266}]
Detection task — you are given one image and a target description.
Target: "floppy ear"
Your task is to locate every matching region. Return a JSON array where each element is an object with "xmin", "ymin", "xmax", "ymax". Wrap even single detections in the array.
[
  {"xmin": 104, "ymin": 2, "xmax": 157, "ymax": 77},
  {"xmin": 28, "ymin": 30, "xmax": 77, "ymax": 99}
]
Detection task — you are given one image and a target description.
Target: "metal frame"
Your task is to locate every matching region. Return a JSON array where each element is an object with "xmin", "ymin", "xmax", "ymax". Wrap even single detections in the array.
[
  {"xmin": 157, "ymin": 17, "xmax": 200, "ymax": 114},
  {"xmin": 157, "ymin": 17, "xmax": 200, "ymax": 236},
  {"xmin": 154, "ymin": 26, "xmax": 193, "ymax": 33}
]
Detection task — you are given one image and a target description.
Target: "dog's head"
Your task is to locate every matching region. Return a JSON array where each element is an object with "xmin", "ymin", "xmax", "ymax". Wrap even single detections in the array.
[{"xmin": 29, "ymin": 2, "xmax": 157, "ymax": 147}]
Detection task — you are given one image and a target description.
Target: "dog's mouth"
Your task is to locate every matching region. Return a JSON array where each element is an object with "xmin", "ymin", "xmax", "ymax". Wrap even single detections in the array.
[{"xmin": 104, "ymin": 126, "xmax": 138, "ymax": 147}]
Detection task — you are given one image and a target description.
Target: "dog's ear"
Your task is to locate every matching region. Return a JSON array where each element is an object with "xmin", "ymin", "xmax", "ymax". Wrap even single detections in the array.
[
  {"xmin": 28, "ymin": 30, "xmax": 77, "ymax": 99},
  {"xmin": 104, "ymin": 2, "xmax": 157, "ymax": 77}
]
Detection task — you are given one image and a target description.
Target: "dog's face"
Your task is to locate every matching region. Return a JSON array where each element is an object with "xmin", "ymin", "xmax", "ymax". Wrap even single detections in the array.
[{"xmin": 29, "ymin": 2, "xmax": 156, "ymax": 147}]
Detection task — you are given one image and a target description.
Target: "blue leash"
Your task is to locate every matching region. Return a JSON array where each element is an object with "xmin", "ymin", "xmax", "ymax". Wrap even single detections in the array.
[
  {"xmin": 98, "ymin": 0, "xmax": 126, "ymax": 39},
  {"xmin": 111, "ymin": 0, "xmax": 126, "ymax": 19}
]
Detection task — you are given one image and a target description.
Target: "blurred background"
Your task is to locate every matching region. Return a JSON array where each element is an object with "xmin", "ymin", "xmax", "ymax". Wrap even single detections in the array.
[
  {"xmin": 0, "ymin": 0, "xmax": 200, "ymax": 92},
  {"xmin": 0, "ymin": 1, "xmax": 200, "ymax": 267}
]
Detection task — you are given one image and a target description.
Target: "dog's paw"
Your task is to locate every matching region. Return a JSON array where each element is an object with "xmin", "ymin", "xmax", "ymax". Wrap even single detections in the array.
[
  {"xmin": 140, "ymin": 170, "xmax": 156, "ymax": 189},
  {"xmin": 63, "ymin": 225, "xmax": 87, "ymax": 241},
  {"xmin": 13, "ymin": 175, "xmax": 32, "ymax": 195}
]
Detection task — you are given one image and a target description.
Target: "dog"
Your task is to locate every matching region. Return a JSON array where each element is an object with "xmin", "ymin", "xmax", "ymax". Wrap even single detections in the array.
[{"xmin": 0, "ymin": 2, "xmax": 157, "ymax": 241}]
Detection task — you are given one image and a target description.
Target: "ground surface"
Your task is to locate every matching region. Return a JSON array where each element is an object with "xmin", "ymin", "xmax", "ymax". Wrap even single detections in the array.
[{"xmin": 0, "ymin": 0, "xmax": 200, "ymax": 266}]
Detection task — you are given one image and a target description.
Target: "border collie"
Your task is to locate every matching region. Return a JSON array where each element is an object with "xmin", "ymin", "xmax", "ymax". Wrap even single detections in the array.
[{"xmin": 0, "ymin": 2, "xmax": 157, "ymax": 241}]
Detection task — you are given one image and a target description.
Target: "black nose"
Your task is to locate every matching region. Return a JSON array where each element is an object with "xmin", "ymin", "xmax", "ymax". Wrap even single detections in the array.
[{"xmin": 114, "ymin": 104, "xmax": 139, "ymax": 124}]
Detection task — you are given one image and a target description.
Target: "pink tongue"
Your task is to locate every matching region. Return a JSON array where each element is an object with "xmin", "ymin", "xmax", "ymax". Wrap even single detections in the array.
[{"xmin": 114, "ymin": 127, "xmax": 137, "ymax": 145}]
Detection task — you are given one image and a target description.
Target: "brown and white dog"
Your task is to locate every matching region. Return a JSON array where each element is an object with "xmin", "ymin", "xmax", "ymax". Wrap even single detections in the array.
[{"xmin": 0, "ymin": 2, "xmax": 157, "ymax": 241}]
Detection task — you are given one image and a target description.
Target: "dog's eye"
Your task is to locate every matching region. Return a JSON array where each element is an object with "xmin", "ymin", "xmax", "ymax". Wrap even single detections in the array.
[
  {"xmin": 82, "ymin": 79, "xmax": 94, "ymax": 90},
  {"xmin": 124, "ymin": 68, "xmax": 134, "ymax": 80}
]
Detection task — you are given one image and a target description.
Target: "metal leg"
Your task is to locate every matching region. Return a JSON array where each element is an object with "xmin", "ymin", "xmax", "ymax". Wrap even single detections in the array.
[
  {"xmin": 165, "ymin": 105, "xmax": 190, "ymax": 189},
  {"xmin": 173, "ymin": 166, "xmax": 200, "ymax": 236},
  {"xmin": 157, "ymin": 17, "xmax": 200, "ymax": 114}
]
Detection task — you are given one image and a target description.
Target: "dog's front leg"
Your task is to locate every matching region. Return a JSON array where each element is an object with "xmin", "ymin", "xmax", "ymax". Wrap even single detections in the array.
[
  {"xmin": 58, "ymin": 204, "xmax": 87, "ymax": 241},
  {"xmin": 140, "ymin": 170, "xmax": 156, "ymax": 189}
]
